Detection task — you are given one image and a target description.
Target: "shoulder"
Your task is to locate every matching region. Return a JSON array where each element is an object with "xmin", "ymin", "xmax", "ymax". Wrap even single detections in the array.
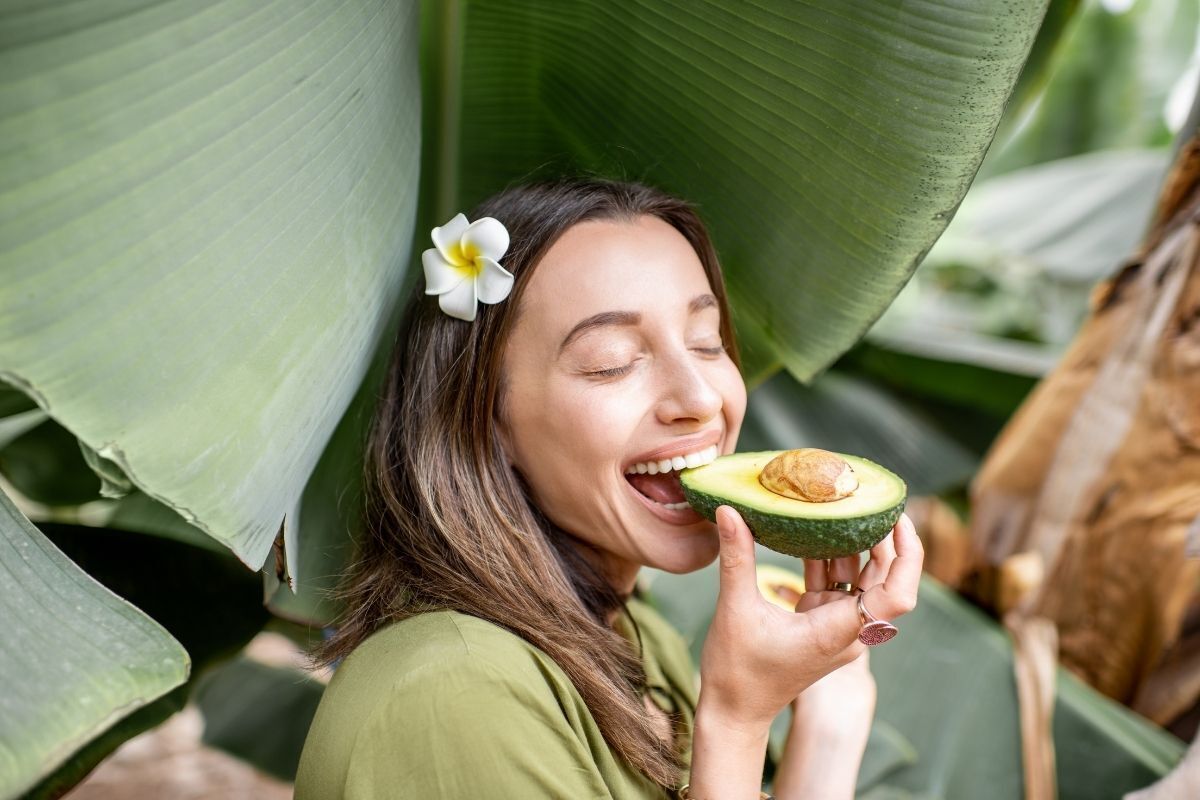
[
  {"xmin": 335, "ymin": 611, "xmax": 596, "ymax": 765},
  {"xmin": 334, "ymin": 608, "xmax": 577, "ymax": 702},
  {"xmin": 334, "ymin": 611, "xmax": 617, "ymax": 798}
]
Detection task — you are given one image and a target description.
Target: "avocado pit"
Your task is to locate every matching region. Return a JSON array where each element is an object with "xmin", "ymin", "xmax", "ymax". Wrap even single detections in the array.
[{"xmin": 759, "ymin": 448, "xmax": 858, "ymax": 503}]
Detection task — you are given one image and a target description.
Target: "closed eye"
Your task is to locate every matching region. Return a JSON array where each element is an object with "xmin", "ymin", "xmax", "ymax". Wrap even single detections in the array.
[{"xmin": 587, "ymin": 363, "xmax": 635, "ymax": 377}]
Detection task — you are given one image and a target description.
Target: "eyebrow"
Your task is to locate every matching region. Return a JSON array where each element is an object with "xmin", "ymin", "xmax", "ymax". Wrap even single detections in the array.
[
  {"xmin": 558, "ymin": 293, "xmax": 718, "ymax": 354},
  {"xmin": 558, "ymin": 310, "xmax": 640, "ymax": 354}
]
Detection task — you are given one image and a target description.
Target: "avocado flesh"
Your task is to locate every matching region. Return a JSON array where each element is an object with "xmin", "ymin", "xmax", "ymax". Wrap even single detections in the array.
[{"xmin": 680, "ymin": 451, "xmax": 906, "ymax": 559}]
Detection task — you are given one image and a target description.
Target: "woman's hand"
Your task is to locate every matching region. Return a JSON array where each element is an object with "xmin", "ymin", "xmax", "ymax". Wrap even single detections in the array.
[
  {"xmin": 696, "ymin": 507, "xmax": 922, "ymax": 732},
  {"xmin": 770, "ymin": 526, "xmax": 919, "ymax": 800},
  {"xmin": 772, "ymin": 646, "xmax": 875, "ymax": 800},
  {"xmin": 687, "ymin": 510, "xmax": 921, "ymax": 799}
]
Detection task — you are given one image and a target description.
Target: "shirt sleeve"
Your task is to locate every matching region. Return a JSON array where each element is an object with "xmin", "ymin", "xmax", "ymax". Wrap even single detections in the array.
[{"xmin": 342, "ymin": 652, "xmax": 616, "ymax": 800}]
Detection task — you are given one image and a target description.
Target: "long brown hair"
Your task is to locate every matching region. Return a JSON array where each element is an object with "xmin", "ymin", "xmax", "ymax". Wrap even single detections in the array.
[{"xmin": 309, "ymin": 176, "xmax": 741, "ymax": 788}]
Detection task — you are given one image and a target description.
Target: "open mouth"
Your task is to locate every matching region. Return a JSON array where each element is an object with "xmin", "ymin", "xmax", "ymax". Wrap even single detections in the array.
[
  {"xmin": 625, "ymin": 471, "xmax": 690, "ymax": 510},
  {"xmin": 623, "ymin": 444, "xmax": 719, "ymax": 511}
]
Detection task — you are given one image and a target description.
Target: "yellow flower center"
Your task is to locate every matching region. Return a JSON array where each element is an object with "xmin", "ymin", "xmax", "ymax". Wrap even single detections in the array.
[{"xmin": 445, "ymin": 241, "xmax": 482, "ymax": 277}]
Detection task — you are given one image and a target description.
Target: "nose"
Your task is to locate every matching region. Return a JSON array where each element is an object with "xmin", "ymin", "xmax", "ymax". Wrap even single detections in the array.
[{"xmin": 655, "ymin": 349, "xmax": 723, "ymax": 425}]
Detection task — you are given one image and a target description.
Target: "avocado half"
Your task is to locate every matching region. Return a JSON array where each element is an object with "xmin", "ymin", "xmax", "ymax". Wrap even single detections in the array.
[{"xmin": 680, "ymin": 451, "xmax": 907, "ymax": 560}]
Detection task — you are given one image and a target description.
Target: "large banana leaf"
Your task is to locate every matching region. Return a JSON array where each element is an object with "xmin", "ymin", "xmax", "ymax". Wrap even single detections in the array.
[
  {"xmin": 434, "ymin": 0, "xmax": 1051, "ymax": 383},
  {"xmin": 263, "ymin": 346, "xmax": 385, "ymax": 623},
  {"xmin": 0, "ymin": 0, "xmax": 422, "ymax": 571},
  {"xmin": 0, "ymin": 488, "xmax": 189, "ymax": 799}
]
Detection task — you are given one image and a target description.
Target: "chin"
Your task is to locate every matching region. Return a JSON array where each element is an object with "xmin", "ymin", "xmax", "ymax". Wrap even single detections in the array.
[{"xmin": 648, "ymin": 530, "xmax": 721, "ymax": 575}]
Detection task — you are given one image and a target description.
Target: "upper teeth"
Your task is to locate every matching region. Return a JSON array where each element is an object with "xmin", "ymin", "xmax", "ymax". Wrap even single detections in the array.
[{"xmin": 625, "ymin": 444, "xmax": 719, "ymax": 475}]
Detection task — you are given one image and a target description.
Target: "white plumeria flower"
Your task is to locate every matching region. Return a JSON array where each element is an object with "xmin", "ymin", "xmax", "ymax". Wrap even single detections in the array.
[{"xmin": 422, "ymin": 213, "xmax": 515, "ymax": 321}]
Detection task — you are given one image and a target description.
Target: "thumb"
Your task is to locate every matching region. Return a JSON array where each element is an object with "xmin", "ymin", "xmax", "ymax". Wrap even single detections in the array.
[
  {"xmin": 801, "ymin": 593, "xmax": 868, "ymax": 660},
  {"xmin": 715, "ymin": 505, "xmax": 758, "ymax": 608}
]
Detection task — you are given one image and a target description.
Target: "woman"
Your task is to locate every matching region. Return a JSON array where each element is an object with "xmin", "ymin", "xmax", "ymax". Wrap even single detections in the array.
[{"xmin": 295, "ymin": 177, "xmax": 923, "ymax": 799}]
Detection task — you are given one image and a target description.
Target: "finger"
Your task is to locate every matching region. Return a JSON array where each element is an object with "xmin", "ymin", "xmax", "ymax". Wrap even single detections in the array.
[
  {"xmin": 858, "ymin": 530, "xmax": 897, "ymax": 590},
  {"xmin": 873, "ymin": 512, "xmax": 924, "ymax": 619},
  {"xmin": 793, "ymin": 588, "xmax": 825, "ymax": 612},
  {"xmin": 714, "ymin": 505, "xmax": 760, "ymax": 609},
  {"xmin": 803, "ymin": 558, "xmax": 828, "ymax": 595},
  {"xmin": 795, "ymin": 588, "xmax": 847, "ymax": 612},
  {"xmin": 828, "ymin": 554, "xmax": 861, "ymax": 587},
  {"xmin": 875, "ymin": 528, "xmax": 898, "ymax": 565}
]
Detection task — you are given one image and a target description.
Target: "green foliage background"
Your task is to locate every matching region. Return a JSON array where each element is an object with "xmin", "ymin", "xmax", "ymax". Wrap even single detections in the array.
[{"xmin": 1, "ymin": 0, "xmax": 1193, "ymax": 797}]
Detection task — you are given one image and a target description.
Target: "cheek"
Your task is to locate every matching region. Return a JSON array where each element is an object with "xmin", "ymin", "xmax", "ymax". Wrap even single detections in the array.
[
  {"xmin": 509, "ymin": 383, "xmax": 638, "ymax": 496},
  {"xmin": 718, "ymin": 364, "xmax": 748, "ymax": 437}
]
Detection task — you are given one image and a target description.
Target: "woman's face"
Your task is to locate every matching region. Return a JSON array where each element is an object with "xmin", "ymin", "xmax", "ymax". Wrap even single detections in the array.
[{"xmin": 499, "ymin": 215, "xmax": 747, "ymax": 594}]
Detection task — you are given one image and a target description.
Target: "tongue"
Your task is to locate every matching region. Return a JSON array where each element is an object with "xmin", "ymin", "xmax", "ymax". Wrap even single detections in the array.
[{"xmin": 627, "ymin": 472, "xmax": 687, "ymax": 504}]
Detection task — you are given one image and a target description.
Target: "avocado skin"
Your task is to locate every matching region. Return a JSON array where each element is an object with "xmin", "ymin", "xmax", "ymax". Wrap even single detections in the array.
[{"xmin": 681, "ymin": 486, "xmax": 905, "ymax": 560}]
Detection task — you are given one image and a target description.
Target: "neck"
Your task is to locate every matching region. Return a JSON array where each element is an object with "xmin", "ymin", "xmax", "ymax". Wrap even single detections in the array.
[
  {"xmin": 559, "ymin": 535, "xmax": 639, "ymax": 627},
  {"xmin": 608, "ymin": 560, "xmax": 640, "ymax": 599},
  {"xmin": 601, "ymin": 564, "xmax": 640, "ymax": 628}
]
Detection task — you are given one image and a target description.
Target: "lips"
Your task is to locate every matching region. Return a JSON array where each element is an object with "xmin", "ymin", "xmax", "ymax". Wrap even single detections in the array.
[{"xmin": 622, "ymin": 430, "xmax": 722, "ymax": 521}]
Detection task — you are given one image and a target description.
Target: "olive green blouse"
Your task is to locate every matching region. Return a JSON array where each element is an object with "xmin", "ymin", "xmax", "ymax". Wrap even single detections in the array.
[{"xmin": 294, "ymin": 595, "xmax": 698, "ymax": 799}]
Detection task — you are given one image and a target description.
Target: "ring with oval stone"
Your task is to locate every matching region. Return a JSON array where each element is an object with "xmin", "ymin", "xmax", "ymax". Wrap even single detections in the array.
[{"xmin": 857, "ymin": 592, "xmax": 899, "ymax": 646}]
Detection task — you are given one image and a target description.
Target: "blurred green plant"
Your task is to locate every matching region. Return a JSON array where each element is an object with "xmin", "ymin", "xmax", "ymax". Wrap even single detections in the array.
[{"xmin": 982, "ymin": 0, "xmax": 1197, "ymax": 180}]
